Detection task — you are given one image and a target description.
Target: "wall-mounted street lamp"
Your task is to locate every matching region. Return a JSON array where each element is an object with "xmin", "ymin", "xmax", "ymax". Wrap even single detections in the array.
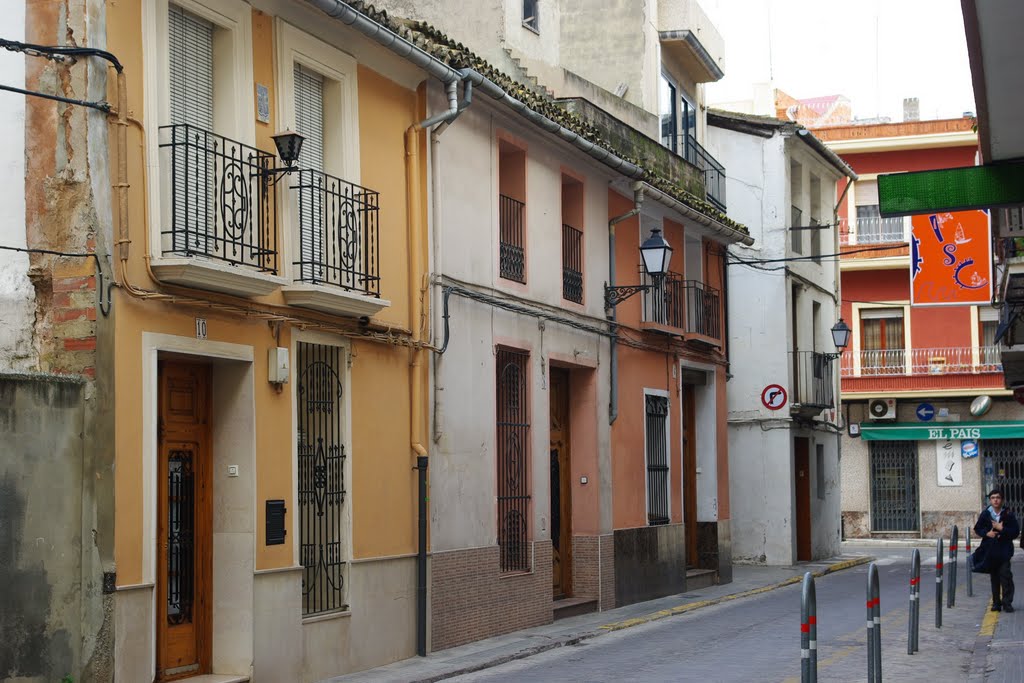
[
  {"xmin": 604, "ymin": 227, "xmax": 673, "ymax": 309},
  {"xmin": 821, "ymin": 318, "xmax": 851, "ymax": 361},
  {"xmin": 261, "ymin": 129, "xmax": 306, "ymax": 186}
]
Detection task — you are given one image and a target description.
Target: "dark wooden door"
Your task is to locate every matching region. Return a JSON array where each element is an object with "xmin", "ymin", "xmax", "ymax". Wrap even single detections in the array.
[
  {"xmin": 157, "ymin": 361, "xmax": 213, "ymax": 681},
  {"xmin": 795, "ymin": 437, "xmax": 812, "ymax": 562},
  {"xmin": 550, "ymin": 368, "xmax": 572, "ymax": 598},
  {"xmin": 682, "ymin": 385, "xmax": 698, "ymax": 568}
]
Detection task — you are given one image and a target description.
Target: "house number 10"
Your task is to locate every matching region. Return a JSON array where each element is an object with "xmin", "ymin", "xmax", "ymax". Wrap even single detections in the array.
[{"xmin": 196, "ymin": 318, "xmax": 208, "ymax": 340}]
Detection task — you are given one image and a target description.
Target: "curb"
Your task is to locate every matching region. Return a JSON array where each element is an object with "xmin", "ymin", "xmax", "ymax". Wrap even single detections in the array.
[
  {"xmin": 967, "ymin": 601, "xmax": 999, "ymax": 683},
  {"xmin": 412, "ymin": 555, "xmax": 873, "ymax": 683}
]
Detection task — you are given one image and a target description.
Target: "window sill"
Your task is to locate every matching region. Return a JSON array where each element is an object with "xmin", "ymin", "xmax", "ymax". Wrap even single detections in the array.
[
  {"xmin": 302, "ymin": 608, "xmax": 352, "ymax": 625},
  {"xmin": 639, "ymin": 320, "xmax": 684, "ymax": 337},
  {"xmin": 151, "ymin": 257, "xmax": 287, "ymax": 298},
  {"xmin": 521, "ymin": 21, "xmax": 540, "ymax": 34},
  {"xmin": 282, "ymin": 284, "xmax": 390, "ymax": 319}
]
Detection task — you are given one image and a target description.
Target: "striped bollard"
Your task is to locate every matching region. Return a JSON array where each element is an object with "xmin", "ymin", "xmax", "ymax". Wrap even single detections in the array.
[
  {"xmin": 947, "ymin": 526, "xmax": 959, "ymax": 608},
  {"xmin": 908, "ymin": 548, "xmax": 921, "ymax": 654},
  {"xmin": 867, "ymin": 562, "xmax": 882, "ymax": 682},
  {"xmin": 935, "ymin": 537, "xmax": 944, "ymax": 629},
  {"xmin": 800, "ymin": 572, "xmax": 817, "ymax": 683},
  {"xmin": 966, "ymin": 530, "xmax": 973, "ymax": 597}
]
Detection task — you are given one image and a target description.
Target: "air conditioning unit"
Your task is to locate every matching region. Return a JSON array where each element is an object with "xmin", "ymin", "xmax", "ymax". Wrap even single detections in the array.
[{"xmin": 867, "ymin": 398, "xmax": 896, "ymax": 421}]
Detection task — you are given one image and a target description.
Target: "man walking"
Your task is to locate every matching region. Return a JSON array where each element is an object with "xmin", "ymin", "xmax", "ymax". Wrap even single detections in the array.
[{"xmin": 974, "ymin": 489, "xmax": 1020, "ymax": 612}]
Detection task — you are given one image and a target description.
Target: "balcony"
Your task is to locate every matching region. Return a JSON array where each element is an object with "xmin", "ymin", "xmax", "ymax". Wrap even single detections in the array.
[
  {"xmin": 562, "ymin": 223, "xmax": 583, "ymax": 304},
  {"xmin": 657, "ymin": 0, "xmax": 725, "ymax": 83},
  {"xmin": 839, "ymin": 216, "xmax": 908, "ymax": 246},
  {"xmin": 639, "ymin": 270, "xmax": 721, "ymax": 345},
  {"xmin": 683, "ymin": 134, "xmax": 726, "ymax": 211},
  {"xmin": 791, "ymin": 351, "xmax": 835, "ymax": 414},
  {"xmin": 499, "ymin": 194, "xmax": 526, "ymax": 283},
  {"xmin": 281, "ymin": 168, "xmax": 387, "ymax": 318},
  {"xmin": 154, "ymin": 124, "xmax": 286, "ymax": 297},
  {"xmin": 840, "ymin": 346, "xmax": 1005, "ymax": 394}
]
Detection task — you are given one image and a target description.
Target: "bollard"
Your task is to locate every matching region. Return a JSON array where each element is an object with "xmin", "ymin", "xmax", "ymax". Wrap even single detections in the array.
[
  {"xmin": 966, "ymin": 531, "xmax": 973, "ymax": 597},
  {"xmin": 908, "ymin": 548, "xmax": 921, "ymax": 654},
  {"xmin": 867, "ymin": 562, "xmax": 882, "ymax": 682},
  {"xmin": 948, "ymin": 525, "xmax": 959, "ymax": 608},
  {"xmin": 800, "ymin": 572, "xmax": 817, "ymax": 683},
  {"xmin": 935, "ymin": 537, "xmax": 944, "ymax": 629}
]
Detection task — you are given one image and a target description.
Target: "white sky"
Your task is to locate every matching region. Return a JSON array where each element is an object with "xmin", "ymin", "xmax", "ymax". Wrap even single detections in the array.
[{"xmin": 700, "ymin": 0, "xmax": 977, "ymax": 122}]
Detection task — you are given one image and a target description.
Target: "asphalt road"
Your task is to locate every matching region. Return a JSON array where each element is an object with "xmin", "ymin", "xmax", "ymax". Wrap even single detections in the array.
[{"xmin": 447, "ymin": 545, "xmax": 991, "ymax": 683}]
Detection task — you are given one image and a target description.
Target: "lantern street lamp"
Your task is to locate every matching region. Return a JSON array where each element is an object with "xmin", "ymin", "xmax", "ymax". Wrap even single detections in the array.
[
  {"xmin": 262, "ymin": 129, "xmax": 306, "ymax": 185},
  {"xmin": 605, "ymin": 227, "xmax": 673, "ymax": 309},
  {"xmin": 821, "ymin": 318, "xmax": 851, "ymax": 361}
]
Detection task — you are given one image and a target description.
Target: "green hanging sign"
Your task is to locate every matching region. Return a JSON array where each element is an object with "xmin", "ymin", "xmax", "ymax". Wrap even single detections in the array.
[{"xmin": 859, "ymin": 421, "xmax": 1024, "ymax": 441}]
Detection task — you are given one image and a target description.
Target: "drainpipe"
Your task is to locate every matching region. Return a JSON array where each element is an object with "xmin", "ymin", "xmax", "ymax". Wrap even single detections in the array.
[
  {"xmin": 607, "ymin": 183, "xmax": 645, "ymax": 424},
  {"xmin": 722, "ymin": 246, "xmax": 731, "ymax": 379}
]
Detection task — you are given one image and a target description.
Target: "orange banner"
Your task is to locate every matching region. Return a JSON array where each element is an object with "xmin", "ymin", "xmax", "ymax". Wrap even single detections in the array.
[{"xmin": 910, "ymin": 210, "xmax": 991, "ymax": 306}]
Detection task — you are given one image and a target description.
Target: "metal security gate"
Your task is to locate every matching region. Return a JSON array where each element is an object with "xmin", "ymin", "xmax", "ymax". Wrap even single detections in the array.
[
  {"xmin": 983, "ymin": 440, "xmax": 1024, "ymax": 511},
  {"xmin": 645, "ymin": 395, "xmax": 670, "ymax": 525},
  {"xmin": 496, "ymin": 348, "xmax": 531, "ymax": 572},
  {"xmin": 870, "ymin": 440, "xmax": 919, "ymax": 532}
]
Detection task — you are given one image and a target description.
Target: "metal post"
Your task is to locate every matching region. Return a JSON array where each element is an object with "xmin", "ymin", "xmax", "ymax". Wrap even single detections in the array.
[
  {"xmin": 947, "ymin": 525, "xmax": 959, "ymax": 608},
  {"xmin": 867, "ymin": 562, "xmax": 882, "ymax": 682},
  {"xmin": 966, "ymin": 530, "xmax": 974, "ymax": 597},
  {"xmin": 801, "ymin": 572, "xmax": 817, "ymax": 683},
  {"xmin": 935, "ymin": 537, "xmax": 944, "ymax": 629},
  {"xmin": 908, "ymin": 548, "xmax": 921, "ymax": 654}
]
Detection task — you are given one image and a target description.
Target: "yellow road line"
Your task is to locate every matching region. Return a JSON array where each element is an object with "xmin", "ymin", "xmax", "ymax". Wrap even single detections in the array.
[{"xmin": 979, "ymin": 601, "xmax": 1000, "ymax": 637}]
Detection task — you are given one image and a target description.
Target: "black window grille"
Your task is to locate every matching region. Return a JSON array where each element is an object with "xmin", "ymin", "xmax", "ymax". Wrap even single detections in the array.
[
  {"xmin": 791, "ymin": 350, "xmax": 835, "ymax": 408},
  {"xmin": 499, "ymin": 194, "xmax": 526, "ymax": 283},
  {"xmin": 297, "ymin": 341, "xmax": 347, "ymax": 615},
  {"xmin": 159, "ymin": 124, "xmax": 278, "ymax": 273},
  {"xmin": 562, "ymin": 223, "xmax": 583, "ymax": 303},
  {"xmin": 683, "ymin": 133, "xmax": 726, "ymax": 211},
  {"xmin": 682, "ymin": 280, "xmax": 721, "ymax": 339},
  {"xmin": 870, "ymin": 440, "xmax": 919, "ymax": 532},
  {"xmin": 982, "ymin": 440, "xmax": 1024, "ymax": 511},
  {"xmin": 640, "ymin": 268, "xmax": 685, "ymax": 328},
  {"xmin": 167, "ymin": 448, "xmax": 195, "ymax": 625},
  {"xmin": 645, "ymin": 394, "xmax": 670, "ymax": 525},
  {"xmin": 496, "ymin": 348, "xmax": 531, "ymax": 572},
  {"xmin": 291, "ymin": 169, "xmax": 380, "ymax": 297}
]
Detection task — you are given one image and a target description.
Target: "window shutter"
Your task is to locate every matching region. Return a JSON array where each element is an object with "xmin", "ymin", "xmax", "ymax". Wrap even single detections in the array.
[
  {"xmin": 855, "ymin": 179, "xmax": 879, "ymax": 206},
  {"xmin": 168, "ymin": 5, "xmax": 214, "ymax": 130},
  {"xmin": 294, "ymin": 65, "xmax": 325, "ymax": 172}
]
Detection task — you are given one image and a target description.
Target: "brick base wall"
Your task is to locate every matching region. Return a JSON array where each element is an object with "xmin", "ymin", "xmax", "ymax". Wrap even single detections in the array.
[
  {"xmin": 570, "ymin": 534, "xmax": 615, "ymax": 610},
  {"xmin": 430, "ymin": 541, "xmax": 553, "ymax": 652}
]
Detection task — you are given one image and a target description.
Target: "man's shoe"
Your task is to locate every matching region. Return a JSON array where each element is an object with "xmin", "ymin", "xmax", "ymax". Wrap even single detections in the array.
[
  {"xmin": 1003, "ymin": 604, "xmax": 1014, "ymax": 613},
  {"xmin": 992, "ymin": 604, "xmax": 1002, "ymax": 612}
]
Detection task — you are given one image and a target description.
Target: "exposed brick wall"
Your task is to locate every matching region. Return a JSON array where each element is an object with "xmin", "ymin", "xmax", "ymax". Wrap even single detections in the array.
[
  {"xmin": 570, "ymin": 534, "xmax": 615, "ymax": 611},
  {"xmin": 430, "ymin": 542, "xmax": 553, "ymax": 651}
]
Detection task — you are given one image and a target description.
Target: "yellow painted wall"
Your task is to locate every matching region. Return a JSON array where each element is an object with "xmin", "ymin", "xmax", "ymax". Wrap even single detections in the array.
[{"xmin": 107, "ymin": 3, "xmax": 428, "ymax": 582}]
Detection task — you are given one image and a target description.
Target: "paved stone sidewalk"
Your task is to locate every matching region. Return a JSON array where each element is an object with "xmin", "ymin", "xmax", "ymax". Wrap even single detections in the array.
[
  {"xmin": 968, "ymin": 553, "xmax": 1024, "ymax": 683},
  {"xmin": 322, "ymin": 555, "xmax": 871, "ymax": 683}
]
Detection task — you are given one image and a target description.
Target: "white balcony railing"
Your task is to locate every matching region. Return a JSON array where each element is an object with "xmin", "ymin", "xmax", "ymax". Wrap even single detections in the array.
[
  {"xmin": 839, "ymin": 216, "xmax": 908, "ymax": 246},
  {"xmin": 840, "ymin": 346, "xmax": 1003, "ymax": 377}
]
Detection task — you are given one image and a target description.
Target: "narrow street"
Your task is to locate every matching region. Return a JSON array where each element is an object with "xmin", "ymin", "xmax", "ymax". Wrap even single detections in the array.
[{"xmin": 448, "ymin": 545, "xmax": 1002, "ymax": 682}]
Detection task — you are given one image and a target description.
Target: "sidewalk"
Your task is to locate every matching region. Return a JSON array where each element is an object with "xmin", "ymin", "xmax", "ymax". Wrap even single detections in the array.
[
  {"xmin": 968, "ymin": 553, "xmax": 1024, "ymax": 683},
  {"xmin": 322, "ymin": 554, "xmax": 872, "ymax": 683}
]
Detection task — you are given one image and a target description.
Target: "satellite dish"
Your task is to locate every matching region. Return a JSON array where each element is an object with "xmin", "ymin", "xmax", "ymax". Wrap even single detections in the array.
[{"xmin": 971, "ymin": 395, "xmax": 992, "ymax": 416}]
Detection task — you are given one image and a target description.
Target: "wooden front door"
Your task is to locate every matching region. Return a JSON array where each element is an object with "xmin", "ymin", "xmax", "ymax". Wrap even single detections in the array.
[
  {"xmin": 795, "ymin": 437, "xmax": 812, "ymax": 562},
  {"xmin": 157, "ymin": 361, "xmax": 213, "ymax": 681},
  {"xmin": 682, "ymin": 385, "xmax": 698, "ymax": 568},
  {"xmin": 549, "ymin": 368, "xmax": 572, "ymax": 598}
]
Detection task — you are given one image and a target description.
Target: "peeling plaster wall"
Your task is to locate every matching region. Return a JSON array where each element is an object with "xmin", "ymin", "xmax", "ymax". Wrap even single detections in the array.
[{"xmin": 0, "ymin": 1, "xmax": 37, "ymax": 371}]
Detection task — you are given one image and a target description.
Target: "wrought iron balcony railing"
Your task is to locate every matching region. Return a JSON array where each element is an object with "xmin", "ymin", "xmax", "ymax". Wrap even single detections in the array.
[
  {"xmin": 640, "ymin": 269, "xmax": 685, "ymax": 328},
  {"xmin": 681, "ymin": 279, "xmax": 721, "ymax": 340},
  {"xmin": 791, "ymin": 350, "xmax": 835, "ymax": 409},
  {"xmin": 684, "ymin": 134, "xmax": 726, "ymax": 211},
  {"xmin": 562, "ymin": 223, "xmax": 583, "ymax": 304},
  {"xmin": 500, "ymin": 194, "xmax": 526, "ymax": 283},
  {"xmin": 290, "ymin": 168, "xmax": 380, "ymax": 298},
  {"xmin": 159, "ymin": 124, "xmax": 278, "ymax": 273},
  {"xmin": 840, "ymin": 346, "xmax": 1003, "ymax": 377}
]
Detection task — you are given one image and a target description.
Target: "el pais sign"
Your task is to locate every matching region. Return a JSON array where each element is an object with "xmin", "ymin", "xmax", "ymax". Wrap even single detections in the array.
[{"xmin": 859, "ymin": 421, "xmax": 1024, "ymax": 441}]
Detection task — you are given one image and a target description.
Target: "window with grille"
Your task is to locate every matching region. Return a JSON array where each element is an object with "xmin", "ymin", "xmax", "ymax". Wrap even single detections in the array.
[
  {"xmin": 496, "ymin": 348, "xmax": 530, "ymax": 572},
  {"xmin": 645, "ymin": 394, "xmax": 670, "ymax": 525},
  {"xmin": 498, "ymin": 141, "xmax": 527, "ymax": 283},
  {"xmin": 870, "ymin": 440, "xmax": 919, "ymax": 532},
  {"xmin": 861, "ymin": 308, "xmax": 905, "ymax": 374},
  {"xmin": 297, "ymin": 341, "xmax": 348, "ymax": 615}
]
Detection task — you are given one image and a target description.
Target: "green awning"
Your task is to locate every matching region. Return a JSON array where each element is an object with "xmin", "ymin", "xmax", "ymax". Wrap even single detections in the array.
[{"xmin": 860, "ymin": 421, "xmax": 1024, "ymax": 441}]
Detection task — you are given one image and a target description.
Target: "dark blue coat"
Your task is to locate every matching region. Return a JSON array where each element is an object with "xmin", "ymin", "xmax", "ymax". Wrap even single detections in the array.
[{"xmin": 974, "ymin": 508, "xmax": 1020, "ymax": 568}]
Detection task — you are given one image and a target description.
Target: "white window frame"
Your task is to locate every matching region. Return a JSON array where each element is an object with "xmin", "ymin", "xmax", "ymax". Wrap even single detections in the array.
[
  {"xmin": 851, "ymin": 301, "xmax": 912, "ymax": 376},
  {"xmin": 142, "ymin": 0, "xmax": 255, "ymax": 259},
  {"xmin": 643, "ymin": 388, "xmax": 672, "ymax": 526},
  {"xmin": 275, "ymin": 19, "xmax": 361, "ymax": 283}
]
